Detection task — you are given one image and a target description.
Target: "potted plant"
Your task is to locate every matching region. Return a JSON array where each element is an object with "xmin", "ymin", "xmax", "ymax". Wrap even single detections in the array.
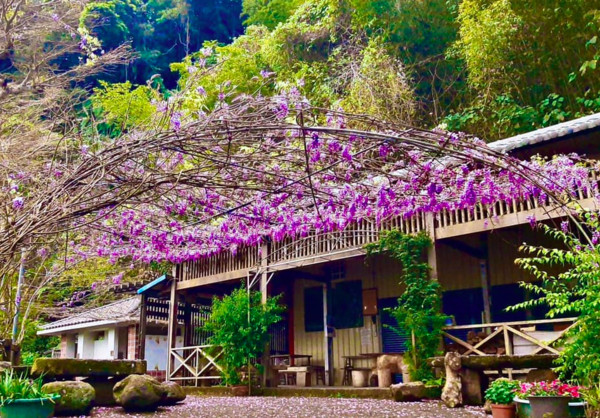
[
  {"xmin": 0, "ymin": 370, "xmax": 59, "ymax": 418},
  {"xmin": 515, "ymin": 380, "xmax": 584, "ymax": 418},
  {"xmin": 485, "ymin": 378, "xmax": 519, "ymax": 418},
  {"xmin": 202, "ymin": 287, "xmax": 285, "ymax": 395}
]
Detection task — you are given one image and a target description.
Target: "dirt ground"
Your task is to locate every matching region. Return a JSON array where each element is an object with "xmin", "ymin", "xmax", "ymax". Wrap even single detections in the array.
[{"xmin": 90, "ymin": 396, "xmax": 486, "ymax": 418}]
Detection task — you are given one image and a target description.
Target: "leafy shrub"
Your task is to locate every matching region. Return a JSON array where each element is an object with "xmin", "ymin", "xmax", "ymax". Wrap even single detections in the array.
[
  {"xmin": 485, "ymin": 378, "xmax": 519, "ymax": 405},
  {"xmin": 510, "ymin": 210, "xmax": 600, "ymax": 385},
  {"xmin": 202, "ymin": 287, "xmax": 285, "ymax": 386},
  {"xmin": 0, "ymin": 370, "xmax": 55, "ymax": 406}
]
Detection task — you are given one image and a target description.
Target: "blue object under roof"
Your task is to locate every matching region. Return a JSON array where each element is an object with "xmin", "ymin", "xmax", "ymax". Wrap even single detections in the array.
[{"xmin": 137, "ymin": 274, "xmax": 170, "ymax": 294}]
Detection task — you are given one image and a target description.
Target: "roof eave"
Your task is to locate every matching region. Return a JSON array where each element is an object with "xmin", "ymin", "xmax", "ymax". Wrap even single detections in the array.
[{"xmin": 37, "ymin": 319, "xmax": 138, "ymax": 336}]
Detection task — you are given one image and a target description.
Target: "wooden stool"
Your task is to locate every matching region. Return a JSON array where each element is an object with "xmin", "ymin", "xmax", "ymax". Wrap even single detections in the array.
[
  {"xmin": 314, "ymin": 366, "xmax": 326, "ymax": 385},
  {"xmin": 342, "ymin": 358, "xmax": 353, "ymax": 386}
]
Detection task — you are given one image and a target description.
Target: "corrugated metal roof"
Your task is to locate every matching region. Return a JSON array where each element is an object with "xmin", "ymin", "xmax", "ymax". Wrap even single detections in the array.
[
  {"xmin": 40, "ymin": 297, "xmax": 140, "ymax": 331},
  {"xmin": 488, "ymin": 112, "xmax": 600, "ymax": 153}
]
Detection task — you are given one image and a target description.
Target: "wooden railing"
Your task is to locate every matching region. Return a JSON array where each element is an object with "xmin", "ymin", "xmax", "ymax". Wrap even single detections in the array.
[
  {"xmin": 442, "ymin": 317, "xmax": 577, "ymax": 357},
  {"xmin": 178, "ymin": 243, "xmax": 259, "ymax": 282},
  {"xmin": 169, "ymin": 345, "xmax": 223, "ymax": 386},
  {"xmin": 269, "ymin": 214, "xmax": 426, "ymax": 266},
  {"xmin": 436, "ymin": 170, "xmax": 599, "ymax": 236}
]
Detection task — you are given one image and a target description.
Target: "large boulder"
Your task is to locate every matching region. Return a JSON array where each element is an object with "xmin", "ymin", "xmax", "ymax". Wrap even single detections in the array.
[
  {"xmin": 42, "ymin": 380, "xmax": 95, "ymax": 416},
  {"xmin": 113, "ymin": 374, "xmax": 167, "ymax": 412},
  {"xmin": 161, "ymin": 381, "xmax": 186, "ymax": 405},
  {"xmin": 390, "ymin": 381, "xmax": 426, "ymax": 402}
]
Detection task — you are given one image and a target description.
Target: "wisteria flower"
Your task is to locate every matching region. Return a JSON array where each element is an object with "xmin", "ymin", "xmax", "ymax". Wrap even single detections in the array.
[{"xmin": 12, "ymin": 197, "xmax": 24, "ymax": 210}]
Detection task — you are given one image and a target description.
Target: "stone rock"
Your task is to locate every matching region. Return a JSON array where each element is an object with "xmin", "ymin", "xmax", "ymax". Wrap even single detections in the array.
[
  {"xmin": 390, "ymin": 381, "xmax": 426, "ymax": 402},
  {"xmin": 113, "ymin": 374, "xmax": 167, "ymax": 412},
  {"xmin": 526, "ymin": 368, "xmax": 557, "ymax": 383},
  {"xmin": 161, "ymin": 381, "xmax": 186, "ymax": 405},
  {"xmin": 42, "ymin": 380, "xmax": 95, "ymax": 416}
]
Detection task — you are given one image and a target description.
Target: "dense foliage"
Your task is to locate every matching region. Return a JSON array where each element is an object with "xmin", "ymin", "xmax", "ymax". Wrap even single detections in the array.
[
  {"xmin": 80, "ymin": 0, "xmax": 244, "ymax": 86},
  {"xmin": 511, "ymin": 212, "xmax": 600, "ymax": 385},
  {"xmin": 366, "ymin": 231, "xmax": 447, "ymax": 381},
  {"xmin": 202, "ymin": 288, "xmax": 284, "ymax": 386}
]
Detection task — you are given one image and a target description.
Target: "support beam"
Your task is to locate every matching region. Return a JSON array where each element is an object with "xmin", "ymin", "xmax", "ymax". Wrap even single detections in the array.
[
  {"xmin": 323, "ymin": 282, "xmax": 333, "ymax": 386},
  {"xmin": 479, "ymin": 234, "xmax": 492, "ymax": 324},
  {"xmin": 138, "ymin": 293, "xmax": 147, "ymax": 360},
  {"xmin": 166, "ymin": 269, "xmax": 179, "ymax": 381},
  {"xmin": 479, "ymin": 260, "xmax": 492, "ymax": 324},
  {"xmin": 426, "ymin": 213, "xmax": 438, "ymax": 280},
  {"xmin": 259, "ymin": 241, "xmax": 269, "ymax": 386}
]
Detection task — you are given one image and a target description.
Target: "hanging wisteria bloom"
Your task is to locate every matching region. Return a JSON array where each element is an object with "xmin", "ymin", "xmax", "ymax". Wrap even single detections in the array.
[{"xmin": 0, "ymin": 89, "xmax": 596, "ymax": 271}]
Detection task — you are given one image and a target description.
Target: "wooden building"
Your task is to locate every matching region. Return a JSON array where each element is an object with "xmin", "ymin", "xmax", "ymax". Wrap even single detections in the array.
[{"xmin": 139, "ymin": 113, "xmax": 600, "ymax": 386}]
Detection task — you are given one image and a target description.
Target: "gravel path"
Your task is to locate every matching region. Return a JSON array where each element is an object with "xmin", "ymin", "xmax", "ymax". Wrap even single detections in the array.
[{"xmin": 91, "ymin": 396, "xmax": 486, "ymax": 418}]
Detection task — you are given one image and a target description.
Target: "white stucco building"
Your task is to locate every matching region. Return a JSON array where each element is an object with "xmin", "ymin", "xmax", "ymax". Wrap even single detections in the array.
[{"xmin": 38, "ymin": 296, "xmax": 180, "ymax": 380}]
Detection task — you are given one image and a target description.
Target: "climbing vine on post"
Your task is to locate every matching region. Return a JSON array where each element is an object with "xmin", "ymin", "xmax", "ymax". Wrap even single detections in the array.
[{"xmin": 366, "ymin": 230, "xmax": 447, "ymax": 381}]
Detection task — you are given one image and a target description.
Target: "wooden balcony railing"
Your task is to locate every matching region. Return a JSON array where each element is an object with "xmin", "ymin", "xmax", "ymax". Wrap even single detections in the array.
[
  {"xmin": 179, "ymin": 168, "xmax": 599, "ymax": 285},
  {"xmin": 442, "ymin": 317, "xmax": 578, "ymax": 357}
]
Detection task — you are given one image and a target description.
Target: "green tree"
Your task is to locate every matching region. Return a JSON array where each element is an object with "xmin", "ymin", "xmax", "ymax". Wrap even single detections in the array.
[
  {"xmin": 242, "ymin": 0, "xmax": 303, "ymax": 29},
  {"xmin": 450, "ymin": 0, "xmax": 600, "ymax": 139}
]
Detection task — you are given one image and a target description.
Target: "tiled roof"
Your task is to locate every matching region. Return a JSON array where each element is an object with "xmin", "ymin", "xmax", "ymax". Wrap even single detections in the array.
[
  {"xmin": 488, "ymin": 112, "xmax": 600, "ymax": 154},
  {"xmin": 40, "ymin": 297, "xmax": 141, "ymax": 331}
]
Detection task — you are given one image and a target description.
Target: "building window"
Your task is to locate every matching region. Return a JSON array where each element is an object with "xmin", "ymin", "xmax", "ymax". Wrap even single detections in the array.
[
  {"xmin": 332, "ymin": 281, "xmax": 363, "ymax": 329},
  {"xmin": 304, "ymin": 287, "xmax": 324, "ymax": 332}
]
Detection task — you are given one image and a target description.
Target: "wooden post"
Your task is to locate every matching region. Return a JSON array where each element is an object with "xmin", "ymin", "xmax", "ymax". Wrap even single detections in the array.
[
  {"xmin": 426, "ymin": 213, "xmax": 438, "ymax": 280},
  {"xmin": 260, "ymin": 241, "xmax": 269, "ymax": 387},
  {"xmin": 479, "ymin": 260, "xmax": 492, "ymax": 324},
  {"xmin": 480, "ymin": 234, "xmax": 492, "ymax": 324},
  {"xmin": 260, "ymin": 242, "xmax": 269, "ymax": 304},
  {"xmin": 166, "ymin": 270, "xmax": 179, "ymax": 382},
  {"xmin": 323, "ymin": 283, "xmax": 333, "ymax": 386},
  {"xmin": 138, "ymin": 293, "xmax": 147, "ymax": 360}
]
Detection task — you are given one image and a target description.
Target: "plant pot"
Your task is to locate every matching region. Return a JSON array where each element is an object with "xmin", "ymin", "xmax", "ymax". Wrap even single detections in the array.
[
  {"xmin": 515, "ymin": 397, "xmax": 586, "ymax": 418},
  {"xmin": 0, "ymin": 395, "xmax": 60, "ymax": 418},
  {"xmin": 491, "ymin": 403, "xmax": 516, "ymax": 418},
  {"xmin": 230, "ymin": 385, "xmax": 250, "ymax": 397},
  {"xmin": 528, "ymin": 396, "xmax": 570, "ymax": 418}
]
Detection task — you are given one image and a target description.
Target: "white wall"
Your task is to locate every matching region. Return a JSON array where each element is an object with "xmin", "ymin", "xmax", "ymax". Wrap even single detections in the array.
[
  {"xmin": 77, "ymin": 328, "xmax": 120, "ymax": 360},
  {"xmin": 145, "ymin": 335, "xmax": 183, "ymax": 372},
  {"xmin": 77, "ymin": 332, "xmax": 95, "ymax": 359}
]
